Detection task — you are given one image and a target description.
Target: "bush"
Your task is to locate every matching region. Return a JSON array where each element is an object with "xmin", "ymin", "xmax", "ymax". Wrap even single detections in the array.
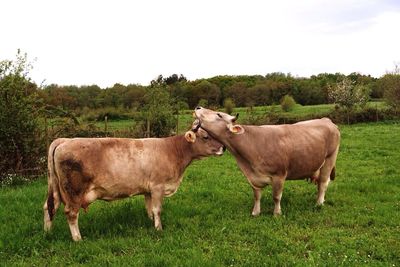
[
  {"xmin": 280, "ymin": 95, "xmax": 296, "ymax": 112},
  {"xmin": 0, "ymin": 51, "xmax": 46, "ymax": 180},
  {"xmin": 140, "ymin": 87, "xmax": 176, "ymax": 137},
  {"xmin": 223, "ymin": 98, "xmax": 235, "ymax": 114},
  {"xmin": 381, "ymin": 74, "xmax": 400, "ymax": 110}
]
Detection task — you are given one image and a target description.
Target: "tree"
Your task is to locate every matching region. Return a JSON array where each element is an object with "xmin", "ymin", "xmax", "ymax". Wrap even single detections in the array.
[
  {"xmin": 0, "ymin": 50, "xmax": 44, "ymax": 180},
  {"xmin": 141, "ymin": 87, "xmax": 175, "ymax": 137},
  {"xmin": 380, "ymin": 64, "xmax": 400, "ymax": 110},
  {"xmin": 189, "ymin": 80, "xmax": 220, "ymax": 108},
  {"xmin": 328, "ymin": 77, "xmax": 370, "ymax": 124},
  {"xmin": 381, "ymin": 74, "xmax": 400, "ymax": 109}
]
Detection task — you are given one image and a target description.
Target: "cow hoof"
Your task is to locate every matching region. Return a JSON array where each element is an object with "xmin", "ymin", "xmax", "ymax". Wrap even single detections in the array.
[
  {"xmin": 72, "ymin": 236, "xmax": 82, "ymax": 242},
  {"xmin": 273, "ymin": 210, "xmax": 282, "ymax": 216},
  {"xmin": 44, "ymin": 224, "xmax": 52, "ymax": 232},
  {"xmin": 251, "ymin": 211, "xmax": 260, "ymax": 217}
]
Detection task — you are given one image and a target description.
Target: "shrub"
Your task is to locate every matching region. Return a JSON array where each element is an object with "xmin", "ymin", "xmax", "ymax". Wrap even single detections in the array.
[
  {"xmin": 223, "ymin": 98, "xmax": 235, "ymax": 114},
  {"xmin": 381, "ymin": 74, "xmax": 400, "ymax": 110},
  {"xmin": 280, "ymin": 95, "xmax": 296, "ymax": 112},
  {"xmin": 140, "ymin": 87, "xmax": 176, "ymax": 137},
  {"xmin": 0, "ymin": 51, "xmax": 46, "ymax": 180}
]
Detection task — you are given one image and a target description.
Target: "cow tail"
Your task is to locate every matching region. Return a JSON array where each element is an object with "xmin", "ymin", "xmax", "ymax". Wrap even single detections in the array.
[
  {"xmin": 46, "ymin": 139, "xmax": 63, "ymax": 221},
  {"xmin": 330, "ymin": 166, "xmax": 336, "ymax": 181}
]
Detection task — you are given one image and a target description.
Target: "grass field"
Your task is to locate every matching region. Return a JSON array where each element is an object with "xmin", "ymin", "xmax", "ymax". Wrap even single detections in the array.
[{"xmin": 1, "ymin": 121, "xmax": 399, "ymax": 266}]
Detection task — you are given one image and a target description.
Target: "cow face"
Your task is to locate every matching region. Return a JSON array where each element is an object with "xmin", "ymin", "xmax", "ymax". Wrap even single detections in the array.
[
  {"xmin": 184, "ymin": 126, "xmax": 225, "ymax": 157},
  {"xmin": 194, "ymin": 106, "xmax": 245, "ymax": 136}
]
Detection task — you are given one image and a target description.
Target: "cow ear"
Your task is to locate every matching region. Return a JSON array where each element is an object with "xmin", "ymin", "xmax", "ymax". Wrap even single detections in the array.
[
  {"xmin": 184, "ymin": 131, "xmax": 196, "ymax": 143},
  {"xmin": 229, "ymin": 124, "xmax": 245, "ymax": 134}
]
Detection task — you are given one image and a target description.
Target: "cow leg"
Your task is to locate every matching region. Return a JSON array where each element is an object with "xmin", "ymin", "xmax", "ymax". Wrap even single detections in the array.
[
  {"xmin": 64, "ymin": 204, "xmax": 82, "ymax": 241},
  {"xmin": 251, "ymin": 187, "xmax": 262, "ymax": 216},
  {"xmin": 151, "ymin": 186, "xmax": 164, "ymax": 231},
  {"xmin": 317, "ymin": 149, "xmax": 339, "ymax": 205},
  {"xmin": 316, "ymin": 165, "xmax": 333, "ymax": 205},
  {"xmin": 43, "ymin": 191, "xmax": 61, "ymax": 232},
  {"xmin": 144, "ymin": 193, "xmax": 153, "ymax": 220},
  {"xmin": 272, "ymin": 177, "xmax": 285, "ymax": 216},
  {"xmin": 316, "ymin": 170, "xmax": 330, "ymax": 205}
]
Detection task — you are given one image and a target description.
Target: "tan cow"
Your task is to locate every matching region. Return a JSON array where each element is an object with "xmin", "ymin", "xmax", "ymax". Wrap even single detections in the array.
[
  {"xmin": 194, "ymin": 107, "xmax": 340, "ymax": 216},
  {"xmin": 43, "ymin": 127, "xmax": 224, "ymax": 241}
]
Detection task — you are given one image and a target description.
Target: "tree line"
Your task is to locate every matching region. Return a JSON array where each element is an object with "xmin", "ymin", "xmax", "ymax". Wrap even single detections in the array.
[{"xmin": 36, "ymin": 72, "xmax": 386, "ymax": 112}]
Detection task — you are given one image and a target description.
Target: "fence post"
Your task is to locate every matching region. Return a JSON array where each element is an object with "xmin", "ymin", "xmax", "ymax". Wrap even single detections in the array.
[
  {"xmin": 104, "ymin": 115, "xmax": 108, "ymax": 136},
  {"xmin": 45, "ymin": 116, "xmax": 49, "ymax": 151},
  {"xmin": 146, "ymin": 118, "xmax": 150, "ymax": 138},
  {"xmin": 176, "ymin": 110, "xmax": 179, "ymax": 134}
]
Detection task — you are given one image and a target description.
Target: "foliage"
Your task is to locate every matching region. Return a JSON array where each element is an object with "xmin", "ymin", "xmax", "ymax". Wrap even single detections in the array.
[
  {"xmin": 197, "ymin": 98, "xmax": 208, "ymax": 108},
  {"xmin": 139, "ymin": 86, "xmax": 176, "ymax": 137},
  {"xmin": 1, "ymin": 123, "xmax": 400, "ymax": 265},
  {"xmin": 188, "ymin": 80, "xmax": 221, "ymax": 108},
  {"xmin": 35, "ymin": 72, "xmax": 385, "ymax": 113},
  {"xmin": 280, "ymin": 94, "xmax": 296, "ymax": 112},
  {"xmin": 328, "ymin": 78, "xmax": 370, "ymax": 109},
  {"xmin": 223, "ymin": 98, "xmax": 235, "ymax": 114},
  {"xmin": 380, "ymin": 70, "xmax": 400, "ymax": 109},
  {"xmin": 0, "ymin": 50, "xmax": 45, "ymax": 180},
  {"xmin": 328, "ymin": 77, "xmax": 371, "ymax": 124}
]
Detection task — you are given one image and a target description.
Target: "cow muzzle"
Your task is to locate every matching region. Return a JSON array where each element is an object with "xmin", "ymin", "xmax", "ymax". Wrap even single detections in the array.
[
  {"xmin": 192, "ymin": 119, "xmax": 202, "ymax": 132},
  {"xmin": 215, "ymin": 146, "xmax": 225, "ymax": 156}
]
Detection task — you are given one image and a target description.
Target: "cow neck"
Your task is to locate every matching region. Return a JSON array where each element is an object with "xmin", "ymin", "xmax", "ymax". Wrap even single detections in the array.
[
  {"xmin": 223, "ymin": 127, "xmax": 252, "ymax": 160},
  {"xmin": 167, "ymin": 135, "xmax": 194, "ymax": 171}
]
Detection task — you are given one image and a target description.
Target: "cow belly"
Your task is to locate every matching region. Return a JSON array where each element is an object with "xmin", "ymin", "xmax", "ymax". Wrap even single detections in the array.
[
  {"xmin": 94, "ymin": 183, "xmax": 143, "ymax": 201},
  {"xmin": 248, "ymin": 174, "xmax": 272, "ymax": 188},
  {"xmin": 287, "ymin": 159, "xmax": 325, "ymax": 180}
]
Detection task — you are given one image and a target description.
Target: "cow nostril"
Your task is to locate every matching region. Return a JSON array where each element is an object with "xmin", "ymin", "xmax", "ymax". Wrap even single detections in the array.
[{"xmin": 195, "ymin": 106, "xmax": 202, "ymax": 110}]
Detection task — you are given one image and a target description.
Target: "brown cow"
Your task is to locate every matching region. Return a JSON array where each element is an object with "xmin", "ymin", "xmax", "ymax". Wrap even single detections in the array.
[
  {"xmin": 194, "ymin": 106, "xmax": 340, "ymax": 216},
  {"xmin": 43, "ymin": 127, "xmax": 224, "ymax": 241}
]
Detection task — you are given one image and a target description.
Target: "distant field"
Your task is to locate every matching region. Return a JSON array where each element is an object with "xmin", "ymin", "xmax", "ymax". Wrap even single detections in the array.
[
  {"xmin": 95, "ymin": 101, "xmax": 389, "ymax": 134},
  {"xmin": 1, "ymin": 121, "xmax": 399, "ymax": 265}
]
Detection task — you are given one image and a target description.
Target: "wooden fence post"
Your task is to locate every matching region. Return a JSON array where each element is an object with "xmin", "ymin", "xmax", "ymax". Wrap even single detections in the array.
[{"xmin": 104, "ymin": 115, "xmax": 108, "ymax": 136}]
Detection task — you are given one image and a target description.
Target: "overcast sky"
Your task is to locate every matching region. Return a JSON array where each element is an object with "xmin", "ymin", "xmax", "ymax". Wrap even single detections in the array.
[{"xmin": 1, "ymin": 0, "xmax": 400, "ymax": 87}]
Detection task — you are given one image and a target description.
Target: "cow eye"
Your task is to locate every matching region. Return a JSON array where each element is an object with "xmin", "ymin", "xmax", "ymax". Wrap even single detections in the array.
[
  {"xmin": 203, "ymin": 136, "xmax": 209, "ymax": 140},
  {"xmin": 217, "ymin": 113, "xmax": 222, "ymax": 118}
]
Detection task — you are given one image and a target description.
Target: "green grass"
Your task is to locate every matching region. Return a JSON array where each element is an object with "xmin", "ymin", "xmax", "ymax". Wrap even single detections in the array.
[
  {"xmin": 98, "ymin": 101, "xmax": 390, "ymax": 134},
  {"xmin": 1, "ymin": 121, "xmax": 399, "ymax": 266}
]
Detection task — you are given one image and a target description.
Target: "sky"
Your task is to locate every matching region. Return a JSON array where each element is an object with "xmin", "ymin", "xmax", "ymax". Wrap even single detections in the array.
[{"xmin": 1, "ymin": 0, "xmax": 400, "ymax": 88}]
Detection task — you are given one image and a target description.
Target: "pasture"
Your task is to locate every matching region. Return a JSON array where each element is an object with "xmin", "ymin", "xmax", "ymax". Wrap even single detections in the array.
[
  {"xmin": 1, "ymin": 121, "xmax": 399, "ymax": 266},
  {"xmin": 92, "ymin": 101, "xmax": 389, "ymax": 133}
]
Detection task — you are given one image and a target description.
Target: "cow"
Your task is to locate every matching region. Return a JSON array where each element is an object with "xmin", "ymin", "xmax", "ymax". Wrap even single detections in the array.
[
  {"xmin": 193, "ymin": 106, "xmax": 340, "ymax": 216},
  {"xmin": 43, "ymin": 126, "xmax": 224, "ymax": 241}
]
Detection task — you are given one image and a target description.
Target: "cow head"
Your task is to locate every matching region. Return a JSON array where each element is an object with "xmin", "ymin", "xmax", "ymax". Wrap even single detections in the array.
[
  {"xmin": 193, "ymin": 106, "xmax": 245, "ymax": 137},
  {"xmin": 184, "ymin": 120, "xmax": 225, "ymax": 157}
]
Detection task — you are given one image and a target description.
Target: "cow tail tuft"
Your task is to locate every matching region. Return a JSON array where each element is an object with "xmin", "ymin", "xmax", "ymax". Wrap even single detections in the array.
[
  {"xmin": 47, "ymin": 187, "xmax": 55, "ymax": 220},
  {"xmin": 330, "ymin": 166, "xmax": 336, "ymax": 181}
]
